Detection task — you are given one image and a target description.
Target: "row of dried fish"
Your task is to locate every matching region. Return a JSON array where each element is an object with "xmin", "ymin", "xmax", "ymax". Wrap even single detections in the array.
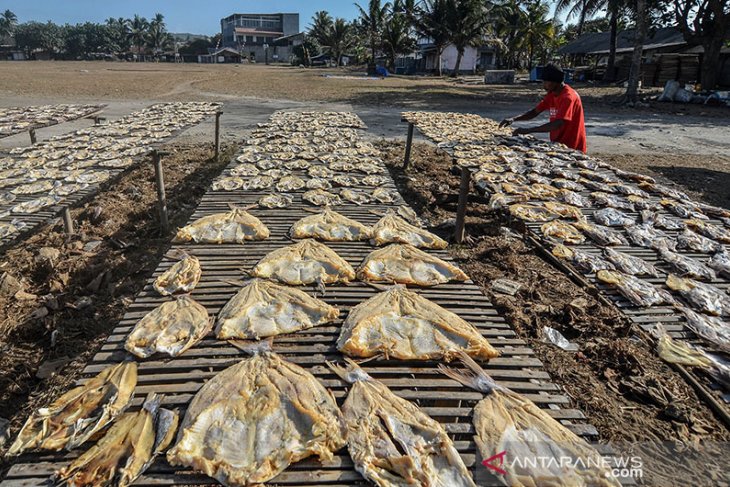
[
  {"xmin": 0, "ymin": 103, "xmax": 104, "ymax": 137},
  {"xmin": 8, "ymin": 350, "xmax": 619, "ymax": 487}
]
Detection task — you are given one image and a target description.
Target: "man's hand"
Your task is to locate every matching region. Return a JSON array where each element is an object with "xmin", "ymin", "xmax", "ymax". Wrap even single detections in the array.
[
  {"xmin": 498, "ymin": 118, "xmax": 514, "ymax": 129},
  {"xmin": 513, "ymin": 127, "xmax": 529, "ymax": 136}
]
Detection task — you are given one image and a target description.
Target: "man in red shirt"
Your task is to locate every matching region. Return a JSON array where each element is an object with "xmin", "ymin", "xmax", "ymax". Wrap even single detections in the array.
[{"xmin": 499, "ymin": 64, "xmax": 587, "ymax": 153}]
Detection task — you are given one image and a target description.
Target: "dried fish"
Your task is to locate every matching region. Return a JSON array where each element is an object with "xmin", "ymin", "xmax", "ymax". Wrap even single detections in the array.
[
  {"xmin": 685, "ymin": 218, "xmax": 730, "ymax": 243},
  {"xmin": 603, "ymin": 248, "xmax": 660, "ymax": 277},
  {"xmin": 212, "ymin": 177, "xmax": 245, "ymax": 191},
  {"xmin": 559, "ymin": 189, "xmax": 591, "ymax": 207},
  {"xmin": 243, "ymin": 175, "xmax": 274, "ymax": 190},
  {"xmin": 215, "ymin": 279, "xmax": 339, "ymax": 340},
  {"xmin": 306, "ymin": 177, "xmax": 332, "ymax": 190},
  {"xmin": 639, "ymin": 210, "xmax": 685, "ymax": 230},
  {"xmin": 574, "ymin": 220, "xmax": 628, "ymax": 246},
  {"xmin": 11, "ymin": 180, "xmax": 57, "ymax": 195},
  {"xmin": 251, "ymin": 239, "xmax": 356, "ymax": 285},
  {"xmin": 308, "ymin": 165, "xmax": 334, "ymax": 178},
  {"xmin": 361, "ymin": 175, "xmax": 388, "ymax": 187},
  {"xmin": 329, "ymin": 360, "xmax": 477, "ymax": 487},
  {"xmin": 657, "ymin": 247, "xmax": 716, "ymax": 281},
  {"xmin": 0, "ymin": 191, "xmax": 16, "ymax": 205},
  {"xmin": 167, "ymin": 352, "xmax": 346, "ymax": 486},
  {"xmin": 440, "ymin": 353, "xmax": 619, "ymax": 487},
  {"xmin": 54, "ymin": 394, "xmax": 179, "ymax": 487},
  {"xmin": 666, "ymin": 274, "xmax": 730, "ymax": 316},
  {"xmin": 7, "ymin": 362, "xmax": 137, "ymax": 455},
  {"xmin": 290, "ymin": 209, "xmax": 372, "ymax": 241},
  {"xmin": 154, "ymin": 255, "xmax": 202, "ymax": 295},
  {"xmin": 371, "ymin": 211, "xmax": 447, "ymax": 249},
  {"xmin": 654, "ymin": 325, "xmax": 712, "ymax": 367},
  {"xmin": 593, "ymin": 207, "xmax": 635, "ymax": 227},
  {"xmin": 275, "ymin": 175, "xmax": 306, "ymax": 192},
  {"xmin": 12, "ymin": 195, "xmax": 61, "ymax": 214},
  {"xmin": 337, "ymin": 286, "xmax": 498, "ymax": 360},
  {"xmin": 590, "ymin": 192, "xmax": 634, "ymax": 211},
  {"xmin": 229, "ymin": 163, "xmax": 259, "ymax": 176},
  {"xmin": 553, "ymin": 244, "xmax": 615, "ymax": 273},
  {"xmin": 174, "ymin": 209, "xmax": 269, "ymax": 244},
  {"xmin": 332, "ymin": 175, "xmax": 360, "ymax": 187},
  {"xmin": 303, "ymin": 189, "xmax": 342, "ymax": 206},
  {"xmin": 597, "ymin": 270, "xmax": 673, "ymax": 307},
  {"xmin": 509, "ymin": 203, "xmax": 559, "ymax": 222},
  {"xmin": 676, "ymin": 229, "xmax": 722, "ymax": 253},
  {"xmin": 543, "ymin": 201, "xmax": 583, "ymax": 219},
  {"xmin": 340, "ymin": 188, "xmax": 373, "ymax": 205},
  {"xmin": 626, "ymin": 224, "xmax": 676, "ymax": 251},
  {"xmin": 708, "ymin": 250, "xmax": 730, "ymax": 279},
  {"xmin": 372, "ymin": 188, "xmax": 400, "ymax": 204},
  {"xmin": 678, "ymin": 306, "xmax": 730, "ymax": 353},
  {"xmin": 258, "ymin": 193, "xmax": 293, "ymax": 208},
  {"xmin": 358, "ymin": 244, "xmax": 468, "ymax": 286},
  {"xmin": 541, "ymin": 220, "xmax": 585, "ymax": 244},
  {"xmin": 660, "ymin": 199, "xmax": 707, "ymax": 220}
]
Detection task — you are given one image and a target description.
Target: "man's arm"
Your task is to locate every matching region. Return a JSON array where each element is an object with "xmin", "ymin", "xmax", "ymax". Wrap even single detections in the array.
[
  {"xmin": 499, "ymin": 108, "xmax": 541, "ymax": 128},
  {"xmin": 513, "ymin": 119, "xmax": 565, "ymax": 135}
]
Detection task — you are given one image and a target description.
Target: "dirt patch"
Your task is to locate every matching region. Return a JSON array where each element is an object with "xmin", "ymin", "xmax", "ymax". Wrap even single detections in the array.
[
  {"xmin": 0, "ymin": 141, "xmax": 235, "ymax": 461},
  {"xmin": 379, "ymin": 140, "xmax": 730, "ymax": 486},
  {"xmin": 595, "ymin": 152, "xmax": 730, "ymax": 210}
]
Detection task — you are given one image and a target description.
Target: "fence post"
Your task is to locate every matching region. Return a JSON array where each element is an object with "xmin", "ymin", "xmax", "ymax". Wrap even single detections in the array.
[
  {"xmin": 403, "ymin": 123, "xmax": 414, "ymax": 169},
  {"xmin": 62, "ymin": 207, "xmax": 74, "ymax": 235},
  {"xmin": 29, "ymin": 129, "xmax": 37, "ymax": 145},
  {"xmin": 152, "ymin": 150, "xmax": 170, "ymax": 234},
  {"xmin": 214, "ymin": 111, "xmax": 222, "ymax": 161},
  {"xmin": 454, "ymin": 166, "xmax": 471, "ymax": 244}
]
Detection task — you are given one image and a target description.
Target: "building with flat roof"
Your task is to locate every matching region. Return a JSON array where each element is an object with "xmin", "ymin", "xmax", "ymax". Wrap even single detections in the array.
[{"xmin": 221, "ymin": 13, "xmax": 300, "ymax": 63}]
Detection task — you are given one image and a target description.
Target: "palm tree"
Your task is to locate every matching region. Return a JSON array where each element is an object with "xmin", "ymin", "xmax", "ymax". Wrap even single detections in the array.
[
  {"xmin": 519, "ymin": 0, "xmax": 555, "ymax": 70},
  {"xmin": 492, "ymin": 0, "xmax": 524, "ymax": 68},
  {"xmin": 147, "ymin": 13, "xmax": 171, "ymax": 55},
  {"xmin": 0, "ymin": 9, "xmax": 18, "ymax": 40},
  {"xmin": 555, "ymin": 0, "xmax": 598, "ymax": 37},
  {"xmin": 412, "ymin": 0, "xmax": 451, "ymax": 76},
  {"xmin": 106, "ymin": 17, "xmax": 130, "ymax": 54},
  {"xmin": 355, "ymin": 0, "xmax": 389, "ymax": 69},
  {"xmin": 445, "ymin": 0, "xmax": 491, "ymax": 76},
  {"xmin": 309, "ymin": 11, "xmax": 334, "ymax": 47},
  {"xmin": 128, "ymin": 14, "xmax": 149, "ymax": 59},
  {"xmin": 382, "ymin": 0, "xmax": 416, "ymax": 70},
  {"xmin": 327, "ymin": 18, "xmax": 355, "ymax": 66}
]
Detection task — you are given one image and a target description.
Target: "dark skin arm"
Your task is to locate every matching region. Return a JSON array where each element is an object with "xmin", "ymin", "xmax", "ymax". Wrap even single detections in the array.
[{"xmin": 513, "ymin": 119, "xmax": 566, "ymax": 135}]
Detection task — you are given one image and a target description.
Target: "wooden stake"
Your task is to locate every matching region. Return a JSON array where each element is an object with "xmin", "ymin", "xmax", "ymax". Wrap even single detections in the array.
[
  {"xmin": 454, "ymin": 167, "xmax": 471, "ymax": 243},
  {"xmin": 214, "ymin": 111, "xmax": 222, "ymax": 161},
  {"xmin": 152, "ymin": 150, "xmax": 170, "ymax": 234},
  {"xmin": 403, "ymin": 122, "xmax": 414, "ymax": 168},
  {"xmin": 62, "ymin": 207, "xmax": 74, "ymax": 234},
  {"xmin": 29, "ymin": 129, "xmax": 37, "ymax": 145}
]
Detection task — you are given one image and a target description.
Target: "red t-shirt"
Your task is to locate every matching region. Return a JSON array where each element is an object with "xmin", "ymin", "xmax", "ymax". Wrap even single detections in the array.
[{"xmin": 536, "ymin": 84, "xmax": 587, "ymax": 153}]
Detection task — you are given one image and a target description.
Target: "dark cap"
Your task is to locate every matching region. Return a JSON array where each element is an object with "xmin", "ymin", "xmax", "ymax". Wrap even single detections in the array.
[{"xmin": 541, "ymin": 64, "xmax": 564, "ymax": 83}]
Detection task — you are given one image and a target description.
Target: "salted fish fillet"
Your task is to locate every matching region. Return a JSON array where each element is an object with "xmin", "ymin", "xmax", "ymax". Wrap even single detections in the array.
[
  {"xmin": 358, "ymin": 244, "xmax": 468, "ymax": 286},
  {"xmin": 153, "ymin": 255, "xmax": 202, "ymax": 295},
  {"xmin": 371, "ymin": 212, "xmax": 448, "ymax": 249},
  {"xmin": 215, "ymin": 279, "xmax": 340, "ymax": 340},
  {"xmin": 597, "ymin": 270, "xmax": 673, "ymax": 307},
  {"xmin": 173, "ymin": 208, "xmax": 269, "ymax": 244},
  {"xmin": 337, "ymin": 286, "xmax": 498, "ymax": 360},
  {"xmin": 666, "ymin": 274, "xmax": 730, "ymax": 316},
  {"xmin": 329, "ymin": 360, "xmax": 477, "ymax": 487},
  {"xmin": 125, "ymin": 296, "xmax": 211, "ymax": 358},
  {"xmin": 251, "ymin": 239, "xmax": 356, "ymax": 285},
  {"xmin": 290, "ymin": 209, "xmax": 372, "ymax": 241},
  {"xmin": 54, "ymin": 394, "xmax": 179, "ymax": 487},
  {"xmin": 167, "ymin": 352, "xmax": 346, "ymax": 486},
  {"xmin": 441, "ymin": 353, "xmax": 620, "ymax": 487},
  {"xmin": 7, "ymin": 362, "xmax": 137, "ymax": 455}
]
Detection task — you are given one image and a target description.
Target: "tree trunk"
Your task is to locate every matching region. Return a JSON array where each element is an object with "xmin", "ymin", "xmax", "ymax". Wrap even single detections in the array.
[
  {"xmin": 576, "ymin": 2, "xmax": 587, "ymax": 37},
  {"xmin": 452, "ymin": 48, "xmax": 464, "ymax": 77},
  {"xmin": 603, "ymin": 7, "xmax": 618, "ymax": 82},
  {"xmin": 437, "ymin": 47, "xmax": 443, "ymax": 77},
  {"xmin": 625, "ymin": 0, "xmax": 647, "ymax": 103},
  {"xmin": 700, "ymin": 36, "xmax": 724, "ymax": 90}
]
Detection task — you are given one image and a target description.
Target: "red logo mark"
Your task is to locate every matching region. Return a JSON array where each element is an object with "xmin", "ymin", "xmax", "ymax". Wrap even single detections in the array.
[{"xmin": 482, "ymin": 451, "xmax": 507, "ymax": 475}]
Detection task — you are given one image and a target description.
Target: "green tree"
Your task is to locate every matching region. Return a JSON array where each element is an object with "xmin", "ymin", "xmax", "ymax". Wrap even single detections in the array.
[
  {"xmin": 147, "ymin": 13, "xmax": 172, "ymax": 55},
  {"xmin": 14, "ymin": 21, "xmax": 63, "ymax": 57},
  {"xmin": 445, "ymin": 0, "xmax": 491, "ymax": 75},
  {"xmin": 520, "ymin": 0, "xmax": 556, "ymax": 70},
  {"xmin": 128, "ymin": 14, "xmax": 149, "ymax": 58},
  {"xmin": 0, "ymin": 9, "xmax": 18, "ymax": 40},
  {"xmin": 412, "ymin": 0, "xmax": 451, "ymax": 76},
  {"xmin": 492, "ymin": 0, "xmax": 525, "ymax": 68},
  {"xmin": 355, "ymin": 0, "xmax": 389, "ymax": 68},
  {"xmin": 106, "ymin": 17, "xmax": 130, "ymax": 54},
  {"xmin": 325, "ymin": 18, "xmax": 355, "ymax": 66},
  {"xmin": 292, "ymin": 34, "xmax": 321, "ymax": 66},
  {"xmin": 309, "ymin": 11, "xmax": 334, "ymax": 47},
  {"xmin": 382, "ymin": 0, "xmax": 417, "ymax": 70}
]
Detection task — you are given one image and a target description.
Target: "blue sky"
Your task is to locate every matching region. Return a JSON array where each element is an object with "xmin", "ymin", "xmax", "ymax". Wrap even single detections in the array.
[{"xmin": 1, "ymin": 1, "xmax": 362, "ymax": 35}]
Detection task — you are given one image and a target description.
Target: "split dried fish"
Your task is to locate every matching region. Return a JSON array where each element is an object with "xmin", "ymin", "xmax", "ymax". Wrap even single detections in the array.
[
  {"xmin": 509, "ymin": 203, "xmax": 559, "ymax": 222},
  {"xmin": 11, "ymin": 180, "xmax": 57, "ymax": 195},
  {"xmin": 666, "ymin": 274, "xmax": 730, "ymax": 316},
  {"xmin": 552, "ymin": 178, "xmax": 585, "ymax": 191},
  {"xmin": 358, "ymin": 244, "xmax": 468, "ymax": 286},
  {"xmin": 362, "ymin": 175, "xmax": 388, "ymax": 187},
  {"xmin": 332, "ymin": 175, "xmax": 360, "ymax": 187},
  {"xmin": 372, "ymin": 188, "xmax": 400, "ymax": 204},
  {"xmin": 174, "ymin": 209, "xmax": 269, "ymax": 244},
  {"xmin": 574, "ymin": 220, "xmax": 628, "ymax": 247},
  {"xmin": 229, "ymin": 163, "xmax": 259, "ymax": 176},
  {"xmin": 0, "ymin": 191, "xmax": 16, "ymax": 205},
  {"xmin": 603, "ymin": 248, "xmax": 659, "ymax": 277},
  {"xmin": 167, "ymin": 352, "xmax": 346, "ymax": 486},
  {"xmin": 679, "ymin": 306, "xmax": 730, "ymax": 353},
  {"xmin": 154, "ymin": 255, "xmax": 202, "ymax": 295},
  {"xmin": 0, "ymin": 220, "xmax": 26, "ymax": 238},
  {"xmin": 337, "ymin": 286, "xmax": 498, "ymax": 360},
  {"xmin": 260, "ymin": 169, "xmax": 290, "ymax": 179},
  {"xmin": 660, "ymin": 199, "xmax": 707, "ymax": 220},
  {"xmin": 597, "ymin": 270, "xmax": 673, "ymax": 307},
  {"xmin": 212, "ymin": 177, "xmax": 245, "ymax": 191},
  {"xmin": 125, "ymin": 296, "xmax": 211, "ymax": 358},
  {"xmin": 543, "ymin": 201, "xmax": 583, "ymax": 220},
  {"xmin": 303, "ymin": 189, "xmax": 342, "ymax": 206},
  {"xmin": 591, "ymin": 192, "xmax": 634, "ymax": 211},
  {"xmin": 51, "ymin": 183, "xmax": 88, "ymax": 197},
  {"xmin": 290, "ymin": 209, "xmax": 372, "ymax": 241},
  {"xmin": 639, "ymin": 210, "xmax": 685, "ymax": 231},
  {"xmin": 676, "ymin": 229, "xmax": 722, "ymax": 253},
  {"xmin": 657, "ymin": 247, "xmax": 716, "ymax": 281},
  {"xmin": 559, "ymin": 189, "xmax": 590, "ymax": 207},
  {"xmin": 11, "ymin": 195, "xmax": 61, "ymax": 214},
  {"xmin": 306, "ymin": 178, "xmax": 332, "ymax": 190},
  {"xmin": 340, "ymin": 188, "xmax": 373, "ymax": 205},
  {"xmin": 308, "ymin": 165, "xmax": 334, "ymax": 178},
  {"xmin": 251, "ymin": 239, "xmax": 356, "ymax": 285},
  {"xmin": 654, "ymin": 325, "xmax": 712, "ymax": 367},
  {"xmin": 258, "ymin": 193, "xmax": 293, "ymax": 209},
  {"xmin": 708, "ymin": 250, "xmax": 730, "ymax": 278},
  {"xmin": 7, "ymin": 362, "xmax": 137, "ymax": 455},
  {"xmin": 541, "ymin": 220, "xmax": 585, "ymax": 244},
  {"xmin": 553, "ymin": 244, "xmax": 615, "ymax": 274},
  {"xmin": 244, "ymin": 175, "xmax": 274, "ymax": 190},
  {"xmin": 593, "ymin": 207, "xmax": 635, "ymax": 227},
  {"xmin": 372, "ymin": 211, "xmax": 447, "ymax": 249},
  {"xmin": 329, "ymin": 360, "xmax": 477, "ymax": 487},
  {"xmin": 276, "ymin": 175, "xmax": 306, "ymax": 192},
  {"xmin": 626, "ymin": 224, "xmax": 676, "ymax": 251},
  {"xmin": 54, "ymin": 394, "xmax": 179, "ymax": 487},
  {"xmin": 685, "ymin": 218, "xmax": 730, "ymax": 243},
  {"xmin": 215, "ymin": 279, "xmax": 339, "ymax": 340},
  {"xmin": 440, "ymin": 353, "xmax": 619, "ymax": 487}
]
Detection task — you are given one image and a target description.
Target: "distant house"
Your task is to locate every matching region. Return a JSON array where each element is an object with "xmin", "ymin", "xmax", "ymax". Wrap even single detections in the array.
[
  {"xmin": 199, "ymin": 47, "xmax": 243, "ymax": 64},
  {"xmin": 220, "ymin": 13, "xmax": 302, "ymax": 63},
  {"xmin": 559, "ymin": 27, "xmax": 730, "ymax": 87},
  {"xmin": 408, "ymin": 38, "xmax": 498, "ymax": 75}
]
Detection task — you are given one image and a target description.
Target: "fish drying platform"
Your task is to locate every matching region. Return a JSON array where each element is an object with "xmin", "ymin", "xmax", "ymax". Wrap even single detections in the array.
[
  {"xmin": 402, "ymin": 112, "xmax": 730, "ymax": 426},
  {"xmin": 3, "ymin": 111, "xmax": 612, "ymax": 486},
  {"xmin": 0, "ymin": 104, "xmax": 106, "ymax": 140}
]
